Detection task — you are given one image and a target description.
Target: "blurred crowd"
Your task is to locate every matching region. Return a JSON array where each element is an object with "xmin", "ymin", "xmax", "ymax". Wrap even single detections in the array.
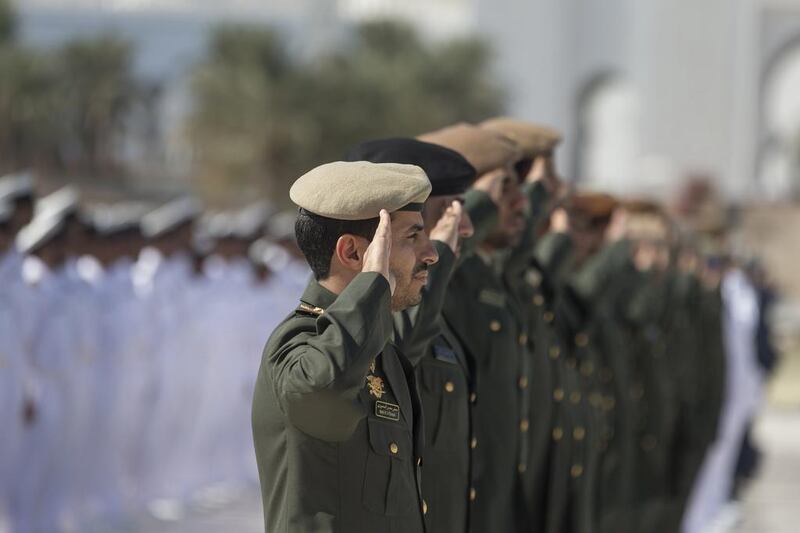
[{"xmin": 0, "ymin": 174, "xmax": 309, "ymax": 532}]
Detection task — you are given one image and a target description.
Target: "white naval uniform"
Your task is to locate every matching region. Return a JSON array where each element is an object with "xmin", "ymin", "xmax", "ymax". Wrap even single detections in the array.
[
  {"xmin": 682, "ymin": 268, "xmax": 763, "ymax": 533},
  {"xmin": 0, "ymin": 249, "xmax": 27, "ymax": 531}
]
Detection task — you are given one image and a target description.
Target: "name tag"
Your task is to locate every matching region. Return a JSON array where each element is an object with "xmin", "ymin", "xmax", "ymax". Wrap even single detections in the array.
[
  {"xmin": 375, "ymin": 401, "xmax": 401, "ymax": 421},
  {"xmin": 433, "ymin": 344, "xmax": 458, "ymax": 364},
  {"xmin": 478, "ymin": 289, "xmax": 506, "ymax": 307}
]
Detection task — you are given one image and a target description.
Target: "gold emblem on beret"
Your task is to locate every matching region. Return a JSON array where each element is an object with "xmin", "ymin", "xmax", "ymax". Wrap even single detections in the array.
[{"xmin": 366, "ymin": 374, "xmax": 386, "ymax": 399}]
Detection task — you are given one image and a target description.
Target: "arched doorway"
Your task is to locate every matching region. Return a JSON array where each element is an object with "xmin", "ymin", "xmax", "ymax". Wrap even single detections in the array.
[
  {"xmin": 759, "ymin": 39, "xmax": 800, "ymax": 201},
  {"xmin": 574, "ymin": 72, "xmax": 640, "ymax": 194}
]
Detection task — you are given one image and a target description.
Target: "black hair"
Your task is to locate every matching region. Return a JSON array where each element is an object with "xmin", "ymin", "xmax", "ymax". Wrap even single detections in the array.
[
  {"xmin": 294, "ymin": 210, "xmax": 379, "ymax": 280},
  {"xmin": 514, "ymin": 157, "xmax": 533, "ymax": 179}
]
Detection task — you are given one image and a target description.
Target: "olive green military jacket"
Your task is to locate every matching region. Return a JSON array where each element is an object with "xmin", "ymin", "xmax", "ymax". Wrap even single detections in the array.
[
  {"xmin": 563, "ymin": 240, "xmax": 650, "ymax": 533},
  {"xmin": 398, "ymin": 194, "xmax": 501, "ymax": 533},
  {"xmin": 252, "ymin": 273, "xmax": 426, "ymax": 533},
  {"xmin": 441, "ymin": 189, "xmax": 527, "ymax": 533},
  {"xmin": 416, "ymin": 320, "xmax": 474, "ymax": 533}
]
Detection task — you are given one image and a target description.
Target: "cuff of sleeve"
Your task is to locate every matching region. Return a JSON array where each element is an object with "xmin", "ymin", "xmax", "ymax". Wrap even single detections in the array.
[
  {"xmin": 524, "ymin": 181, "xmax": 550, "ymax": 224},
  {"xmin": 431, "ymin": 240, "xmax": 457, "ymax": 278},
  {"xmin": 464, "ymin": 189, "xmax": 498, "ymax": 239}
]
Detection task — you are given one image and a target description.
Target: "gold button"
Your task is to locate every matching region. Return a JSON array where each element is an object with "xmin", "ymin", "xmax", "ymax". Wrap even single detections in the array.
[
  {"xmin": 573, "ymin": 426, "xmax": 586, "ymax": 441},
  {"xmin": 570, "ymin": 464, "xmax": 584, "ymax": 478},
  {"xmin": 520, "ymin": 419, "xmax": 530, "ymax": 432},
  {"xmin": 602, "ymin": 396, "xmax": 616, "ymax": 411},
  {"xmin": 552, "ymin": 427, "xmax": 564, "ymax": 441},
  {"xmin": 569, "ymin": 391, "xmax": 582, "ymax": 404},
  {"xmin": 533, "ymin": 294, "xmax": 544, "ymax": 306},
  {"xmin": 589, "ymin": 392, "xmax": 602, "ymax": 408},
  {"xmin": 600, "ymin": 368, "xmax": 613, "ymax": 383},
  {"xmin": 445, "ymin": 381, "xmax": 455, "ymax": 393},
  {"xmin": 549, "ymin": 346, "xmax": 560, "ymax": 359},
  {"xmin": 518, "ymin": 463, "xmax": 527, "ymax": 473},
  {"xmin": 469, "ymin": 488, "xmax": 477, "ymax": 501},
  {"xmin": 543, "ymin": 311, "xmax": 554, "ymax": 323},
  {"xmin": 553, "ymin": 388, "xmax": 565, "ymax": 402},
  {"xmin": 489, "ymin": 320, "xmax": 502, "ymax": 332},
  {"xmin": 390, "ymin": 442, "xmax": 399, "ymax": 454},
  {"xmin": 422, "ymin": 499, "xmax": 428, "ymax": 515},
  {"xmin": 469, "ymin": 392, "xmax": 477, "ymax": 403},
  {"xmin": 641, "ymin": 434, "xmax": 657, "ymax": 451},
  {"xmin": 566, "ymin": 358, "xmax": 577, "ymax": 369},
  {"xmin": 518, "ymin": 333, "xmax": 528, "ymax": 345},
  {"xmin": 518, "ymin": 376, "xmax": 529, "ymax": 389},
  {"xmin": 575, "ymin": 332, "xmax": 589, "ymax": 347},
  {"xmin": 470, "ymin": 437, "xmax": 478, "ymax": 449},
  {"xmin": 580, "ymin": 361, "xmax": 594, "ymax": 377}
]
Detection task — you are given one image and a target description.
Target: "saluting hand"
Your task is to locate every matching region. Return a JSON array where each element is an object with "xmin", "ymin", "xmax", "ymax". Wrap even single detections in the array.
[
  {"xmin": 429, "ymin": 200, "xmax": 463, "ymax": 254},
  {"xmin": 362, "ymin": 209, "xmax": 396, "ymax": 295},
  {"xmin": 550, "ymin": 207, "xmax": 569, "ymax": 233},
  {"xmin": 471, "ymin": 170, "xmax": 506, "ymax": 204}
]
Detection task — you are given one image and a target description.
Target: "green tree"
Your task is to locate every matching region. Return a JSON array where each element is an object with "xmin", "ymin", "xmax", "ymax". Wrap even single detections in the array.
[
  {"xmin": 0, "ymin": 0, "xmax": 14, "ymax": 45},
  {"xmin": 55, "ymin": 35, "xmax": 136, "ymax": 176},
  {"xmin": 188, "ymin": 25, "xmax": 301, "ymax": 204},
  {"xmin": 0, "ymin": 47, "xmax": 61, "ymax": 173},
  {"xmin": 188, "ymin": 20, "xmax": 506, "ymax": 206}
]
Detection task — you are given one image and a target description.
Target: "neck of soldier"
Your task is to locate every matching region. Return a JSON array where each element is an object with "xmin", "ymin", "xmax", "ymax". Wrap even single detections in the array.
[{"xmin": 318, "ymin": 262, "xmax": 359, "ymax": 296}]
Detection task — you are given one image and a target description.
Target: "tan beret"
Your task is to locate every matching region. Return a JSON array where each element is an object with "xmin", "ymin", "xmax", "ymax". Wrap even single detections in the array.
[
  {"xmin": 621, "ymin": 198, "xmax": 663, "ymax": 215},
  {"xmin": 566, "ymin": 192, "xmax": 618, "ymax": 222},
  {"xmin": 480, "ymin": 117, "xmax": 562, "ymax": 157},
  {"xmin": 290, "ymin": 161, "xmax": 431, "ymax": 221},
  {"xmin": 418, "ymin": 122, "xmax": 521, "ymax": 175}
]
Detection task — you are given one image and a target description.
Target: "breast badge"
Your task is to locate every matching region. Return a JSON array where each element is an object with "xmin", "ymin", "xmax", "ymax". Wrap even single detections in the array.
[{"xmin": 366, "ymin": 374, "xmax": 386, "ymax": 399}]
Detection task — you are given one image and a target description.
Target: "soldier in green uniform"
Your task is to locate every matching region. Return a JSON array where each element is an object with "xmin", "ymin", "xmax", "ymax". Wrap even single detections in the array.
[
  {"xmin": 553, "ymin": 193, "xmax": 627, "ymax": 533},
  {"xmin": 479, "ymin": 117, "xmax": 567, "ymax": 532},
  {"xmin": 343, "ymin": 136, "xmax": 481, "ymax": 533},
  {"xmin": 420, "ymin": 123, "xmax": 534, "ymax": 533},
  {"xmin": 251, "ymin": 161, "xmax": 438, "ymax": 533}
]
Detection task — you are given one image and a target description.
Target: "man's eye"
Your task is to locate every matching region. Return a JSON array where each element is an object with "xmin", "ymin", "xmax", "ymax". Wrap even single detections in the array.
[{"xmin": 408, "ymin": 233, "xmax": 418, "ymax": 241}]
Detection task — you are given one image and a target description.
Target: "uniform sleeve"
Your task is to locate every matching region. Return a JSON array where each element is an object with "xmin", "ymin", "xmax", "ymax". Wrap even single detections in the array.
[
  {"xmin": 266, "ymin": 272, "xmax": 393, "ymax": 440},
  {"xmin": 503, "ymin": 181, "xmax": 552, "ymax": 283},
  {"xmin": 458, "ymin": 189, "xmax": 498, "ymax": 260},
  {"xmin": 392, "ymin": 240, "xmax": 456, "ymax": 366}
]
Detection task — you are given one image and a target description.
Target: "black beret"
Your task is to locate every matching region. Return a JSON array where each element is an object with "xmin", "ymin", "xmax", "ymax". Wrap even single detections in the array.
[{"xmin": 344, "ymin": 138, "xmax": 477, "ymax": 197}]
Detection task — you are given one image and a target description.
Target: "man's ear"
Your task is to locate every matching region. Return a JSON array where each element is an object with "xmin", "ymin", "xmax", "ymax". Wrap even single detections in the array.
[{"xmin": 334, "ymin": 234, "xmax": 367, "ymax": 272}]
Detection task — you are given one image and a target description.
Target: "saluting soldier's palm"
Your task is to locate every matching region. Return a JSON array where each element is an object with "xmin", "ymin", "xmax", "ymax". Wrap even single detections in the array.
[{"xmin": 362, "ymin": 209, "xmax": 396, "ymax": 294}]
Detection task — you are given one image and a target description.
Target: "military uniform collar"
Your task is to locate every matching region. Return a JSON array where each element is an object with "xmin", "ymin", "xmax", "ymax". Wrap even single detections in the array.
[{"xmin": 298, "ymin": 278, "xmax": 339, "ymax": 315}]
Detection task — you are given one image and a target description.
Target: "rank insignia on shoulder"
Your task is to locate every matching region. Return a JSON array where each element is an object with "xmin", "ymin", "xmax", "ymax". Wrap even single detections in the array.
[
  {"xmin": 375, "ymin": 400, "xmax": 400, "ymax": 421},
  {"xmin": 478, "ymin": 289, "xmax": 506, "ymax": 307},
  {"xmin": 366, "ymin": 374, "xmax": 386, "ymax": 399},
  {"xmin": 297, "ymin": 302, "xmax": 324, "ymax": 316},
  {"xmin": 433, "ymin": 344, "xmax": 458, "ymax": 364}
]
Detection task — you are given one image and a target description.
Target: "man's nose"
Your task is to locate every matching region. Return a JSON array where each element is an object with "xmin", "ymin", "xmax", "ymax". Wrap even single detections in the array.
[
  {"xmin": 419, "ymin": 233, "xmax": 439, "ymax": 265},
  {"xmin": 459, "ymin": 212, "xmax": 475, "ymax": 239}
]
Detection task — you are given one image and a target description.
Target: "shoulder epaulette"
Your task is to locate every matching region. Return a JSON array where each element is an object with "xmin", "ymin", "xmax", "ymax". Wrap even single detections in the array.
[{"xmin": 297, "ymin": 302, "xmax": 325, "ymax": 316}]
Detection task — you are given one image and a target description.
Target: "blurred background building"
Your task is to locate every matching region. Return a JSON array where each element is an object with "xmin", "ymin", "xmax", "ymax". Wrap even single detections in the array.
[{"xmin": 14, "ymin": 0, "xmax": 800, "ymax": 201}]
